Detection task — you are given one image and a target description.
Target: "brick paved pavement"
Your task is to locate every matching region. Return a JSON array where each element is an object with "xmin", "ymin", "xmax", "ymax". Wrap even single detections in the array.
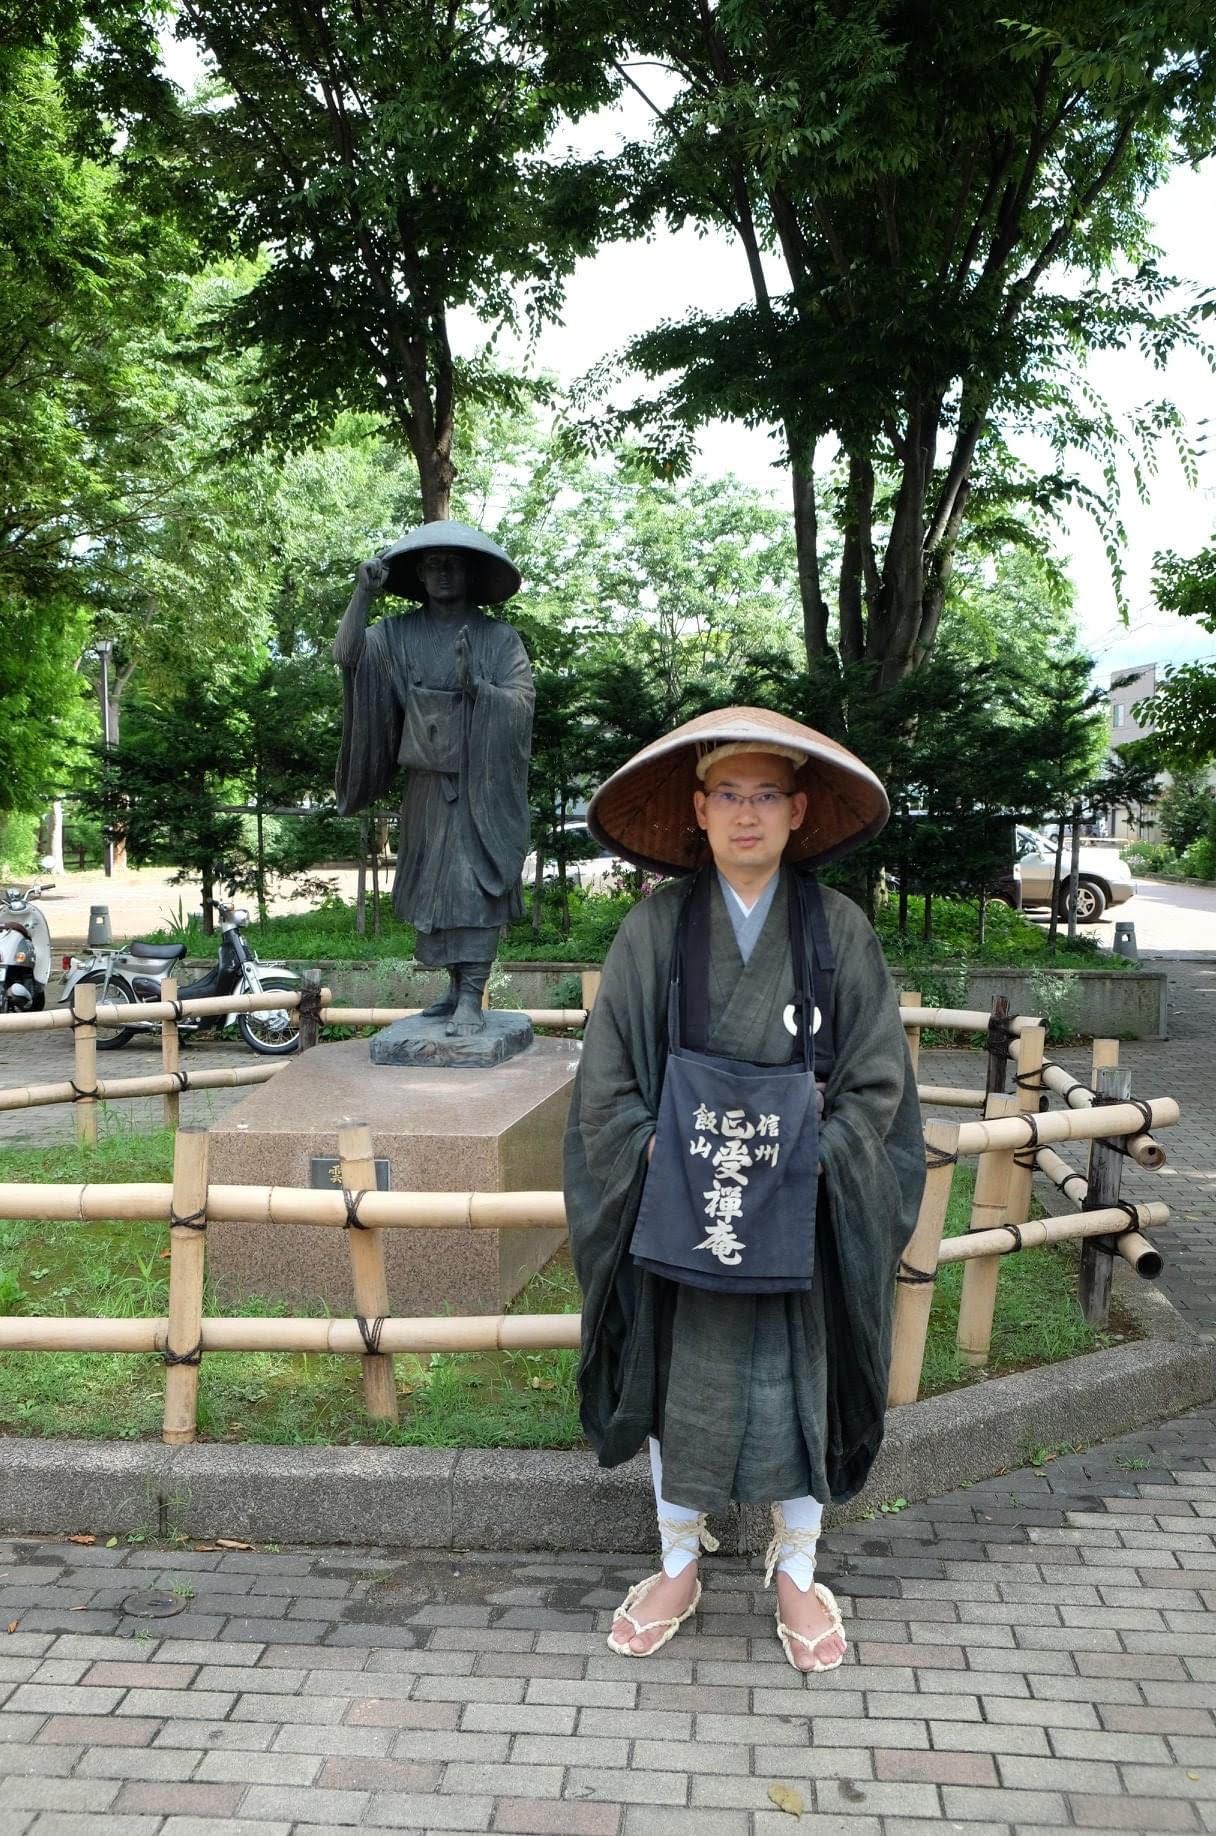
[{"xmin": 1, "ymin": 1403, "xmax": 1214, "ymax": 1833}]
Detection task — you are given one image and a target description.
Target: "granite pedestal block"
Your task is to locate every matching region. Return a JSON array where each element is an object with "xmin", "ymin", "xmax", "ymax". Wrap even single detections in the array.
[{"xmin": 205, "ymin": 1037, "xmax": 578, "ymax": 1316}]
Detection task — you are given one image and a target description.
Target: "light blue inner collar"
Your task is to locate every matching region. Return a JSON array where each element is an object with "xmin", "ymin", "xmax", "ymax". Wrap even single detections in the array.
[{"xmin": 716, "ymin": 869, "xmax": 780, "ymax": 964}]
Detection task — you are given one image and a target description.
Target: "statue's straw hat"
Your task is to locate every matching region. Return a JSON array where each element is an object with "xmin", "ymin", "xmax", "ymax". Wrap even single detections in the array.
[
  {"xmin": 587, "ymin": 706, "xmax": 889, "ymax": 876},
  {"xmin": 379, "ymin": 519, "xmax": 522, "ymax": 606}
]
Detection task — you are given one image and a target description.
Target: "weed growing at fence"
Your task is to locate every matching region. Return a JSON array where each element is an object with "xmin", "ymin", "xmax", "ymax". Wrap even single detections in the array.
[{"xmin": 0, "ymin": 1135, "xmax": 1133, "ymax": 1443}]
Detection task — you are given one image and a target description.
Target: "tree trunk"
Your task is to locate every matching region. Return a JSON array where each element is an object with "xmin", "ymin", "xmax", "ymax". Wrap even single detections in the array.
[
  {"xmin": 1066, "ymin": 799, "xmax": 1082, "ymax": 943},
  {"xmin": 200, "ymin": 870, "xmax": 215, "ymax": 937},
  {"xmin": 38, "ymin": 802, "xmax": 64, "ymax": 875},
  {"xmin": 790, "ymin": 450, "xmax": 829, "ymax": 662},
  {"xmin": 1047, "ymin": 818, "xmax": 1065, "ymax": 950}
]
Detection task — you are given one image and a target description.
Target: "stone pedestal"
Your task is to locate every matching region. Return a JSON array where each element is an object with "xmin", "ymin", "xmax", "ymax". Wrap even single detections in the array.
[{"xmin": 205, "ymin": 1037, "xmax": 579, "ymax": 1316}]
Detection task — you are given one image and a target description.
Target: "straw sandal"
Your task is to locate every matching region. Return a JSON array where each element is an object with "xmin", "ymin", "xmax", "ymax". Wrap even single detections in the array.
[
  {"xmin": 606, "ymin": 1513, "xmax": 719, "ymax": 1658},
  {"xmin": 763, "ymin": 1505, "xmax": 847, "ymax": 1674}
]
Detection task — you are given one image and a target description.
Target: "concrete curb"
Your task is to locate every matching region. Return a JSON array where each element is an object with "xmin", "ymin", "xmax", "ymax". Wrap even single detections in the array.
[{"xmin": 2, "ymin": 1267, "xmax": 1211, "ymax": 1551}]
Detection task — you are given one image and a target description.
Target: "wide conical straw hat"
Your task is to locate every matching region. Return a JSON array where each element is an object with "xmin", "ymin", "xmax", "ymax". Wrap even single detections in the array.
[
  {"xmin": 378, "ymin": 519, "xmax": 522, "ymax": 605},
  {"xmin": 587, "ymin": 706, "xmax": 889, "ymax": 876}
]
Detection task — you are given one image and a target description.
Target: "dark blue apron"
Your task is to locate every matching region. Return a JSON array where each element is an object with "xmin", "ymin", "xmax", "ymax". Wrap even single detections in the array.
[{"xmin": 629, "ymin": 868, "xmax": 835, "ymax": 1295}]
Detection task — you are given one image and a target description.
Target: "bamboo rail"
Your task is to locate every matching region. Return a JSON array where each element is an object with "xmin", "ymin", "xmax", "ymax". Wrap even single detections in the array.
[
  {"xmin": 939, "ymin": 1200, "xmax": 1169, "ymax": 1265},
  {"xmin": 0, "ymin": 988, "xmax": 321, "ymax": 1033},
  {"xmin": 916, "ymin": 1084, "xmax": 988, "ymax": 1108},
  {"xmin": 1007, "ymin": 1035, "xmax": 1165, "ymax": 1169},
  {"xmin": 320, "ymin": 1006, "xmax": 590, "ymax": 1029},
  {"xmin": 0, "ymin": 1312, "xmax": 584, "ymax": 1355},
  {"xmin": 0, "ymin": 1182, "xmax": 569, "ymax": 1228},
  {"xmin": 896, "ymin": 1006, "xmax": 1040, "ymax": 1035},
  {"xmin": 955, "ymin": 1097, "xmax": 1178, "ymax": 1157},
  {"xmin": 0, "ymin": 1063, "xmax": 285, "ymax": 1113}
]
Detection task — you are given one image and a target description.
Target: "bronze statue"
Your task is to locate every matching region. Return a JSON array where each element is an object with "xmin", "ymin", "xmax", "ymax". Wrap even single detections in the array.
[{"xmin": 333, "ymin": 520, "xmax": 534, "ymax": 1037}]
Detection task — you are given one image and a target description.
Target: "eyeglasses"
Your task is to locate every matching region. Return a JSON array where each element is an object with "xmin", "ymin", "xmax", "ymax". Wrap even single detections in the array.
[{"xmin": 703, "ymin": 789, "xmax": 794, "ymax": 810}]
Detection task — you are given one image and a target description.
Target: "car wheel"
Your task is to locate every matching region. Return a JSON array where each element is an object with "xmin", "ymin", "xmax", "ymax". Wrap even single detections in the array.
[{"xmin": 1060, "ymin": 879, "xmax": 1107, "ymax": 923}]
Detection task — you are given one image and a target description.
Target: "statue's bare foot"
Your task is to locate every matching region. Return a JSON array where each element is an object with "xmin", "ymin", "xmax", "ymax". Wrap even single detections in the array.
[{"xmin": 445, "ymin": 994, "xmax": 487, "ymax": 1036}]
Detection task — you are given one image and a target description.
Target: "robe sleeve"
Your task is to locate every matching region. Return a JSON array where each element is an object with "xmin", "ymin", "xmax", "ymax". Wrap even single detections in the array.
[
  {"xmin": 814, "ymin": 893, "xmax": 927, "ymax": 1499},
  {"xmin": 563, "ymin": 891, "xmax": 676, "ymax": 1457},
  {"xmin": 333, "ymin": 622, "xmax": 404, "ymax": 816},
  {"xmin": 463, "ymin": 624, "xmax": 535, "ymax": 892}
]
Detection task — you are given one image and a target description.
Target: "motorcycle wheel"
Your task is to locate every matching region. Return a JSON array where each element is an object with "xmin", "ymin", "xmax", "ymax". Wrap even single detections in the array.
[
  {"xmin": 80, "ymin": 972, "xmax": 139, "ymax": 1050},
  {"xmin": 239, "ymin": 977, "xmax": 301, "ymax": 1056}
]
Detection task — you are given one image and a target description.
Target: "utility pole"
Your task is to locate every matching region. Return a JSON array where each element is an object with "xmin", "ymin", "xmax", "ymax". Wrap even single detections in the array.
[{"xmin": 96, "ymin": 640, "xmax": 114, "ymax": 878}]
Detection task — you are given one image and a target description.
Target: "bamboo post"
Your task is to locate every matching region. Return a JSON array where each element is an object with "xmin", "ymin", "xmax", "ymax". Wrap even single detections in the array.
[
  {"xmin": 1004, "ymin": 1023, "xmax": 1045, "ymax": 1234},
  {"xmin": 298, "ymin": 968, "xmax": 323, "ymax": 1052},
  {"xmin": 888, "ymin": 1120, "xmax": 958, "ymax": 1406},
  {"xmin": 160, "ymin": 977, "xmax": 181, "ymax": 1130},
  {"xmin": 901, "ymin": 990, "xmax": 922, "ymax": 1077},
  {"xmin": 957, "ymin": 1092, "xmax": 1019, "ymax": 1367},
  {"xmin": 1092, "ymin": 1036, "xmax": 1119, "ymax": 1084},
  {"xmin": 338, "ymin": 1121, "xmax": 398, "ymax": 1423},
  {"xmin": 581, "ymin": 969, "xmax": 602, "ymax": 1016},
  {"xmin": 72, "ymin": 979, "xmax": 98, "ymax": 1147},
  {"xmin": 162, "ymin": 1126, "xmax": 209, "ymax": 1444},
  {"xmin": 985, "ymin": 994, "xmax": 1011, "ymax": 1097},
  {"xmin": 1080, "ymin": 1064, "xmax": 1131, "ymax": 1327}
]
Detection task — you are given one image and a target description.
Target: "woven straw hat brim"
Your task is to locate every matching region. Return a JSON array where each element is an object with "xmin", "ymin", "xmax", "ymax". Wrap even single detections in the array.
[
  {"xmin": 587, "ymin": 707, "xmax": 889, "ymax": 876},
  {"xmin": 379, "ymin": 519, "xmax": 522, "ymax": 606}
]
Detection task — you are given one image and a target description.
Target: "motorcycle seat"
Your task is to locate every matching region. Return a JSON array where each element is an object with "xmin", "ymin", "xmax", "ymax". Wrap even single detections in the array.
[{"xmin": 128, "ymin": 940, "xmax": 187, "ymax": 960}]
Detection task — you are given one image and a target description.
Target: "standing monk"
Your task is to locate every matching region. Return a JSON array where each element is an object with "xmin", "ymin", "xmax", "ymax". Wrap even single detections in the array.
[
  {"xmin": 333, "ymin": 520, "xmax": 534, "ymax": 1036},
  {"xmin": 564, "ymin": 708, "xmax": 926, "ymax": 1672}
]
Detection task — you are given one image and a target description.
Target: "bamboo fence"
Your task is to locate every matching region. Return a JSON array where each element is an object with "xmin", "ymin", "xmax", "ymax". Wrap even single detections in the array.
[
  {"xmin": 0, "ymin": 973, "xmax": 1184, "ymax": 1423},
  {"xmin": 0, "ymin": 1077, "xmax": 1181, "ymax": 1437}
]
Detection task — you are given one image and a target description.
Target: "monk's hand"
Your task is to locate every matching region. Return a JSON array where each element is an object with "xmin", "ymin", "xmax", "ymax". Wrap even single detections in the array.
[{"xmin": 356, "ymin": 556, "xmax": 389, "ymax": 600}]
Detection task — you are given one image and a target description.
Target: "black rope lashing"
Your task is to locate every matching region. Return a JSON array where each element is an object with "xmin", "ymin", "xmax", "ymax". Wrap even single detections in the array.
[
  {"xmin": 69, "ymin": 1080, "xmax": 99, "ymax": 1102},
  {"xmin": 1004, "ymin": 1223, "xmax": 1024, "ymax": 1252},
  {"xmin": 66, "ymin": 987, "xmax": 92, "ymax": 1030},
  {"xmin": 1110, "ymin": 1200, "xmax": 1143, "ymax": 1235},
  {"xmin": 169, "ymin": 1205, "xmax": 207, "ymax": 1233},
  {"xmin": 924, "ymin": 1143, "xmax": 958, "ymax": 1170},
  {"xmin": 165, "ymin": 1000, "xmax": 184, "ymax": 1023},
  {"xmin": 1093, "ymin": 1091, "xmax": 1155, "ymax": 1147},
  {"xmin": 896, "ymin": 1259, "xmax": 937, "ymax": 1286},
  {"xmin": 1019, "ymin": 1113, "xmax": 1043, "ymax": 1150},
  {"xmin": 356, "ymin": 1313, "xmax": 386, "ymax": 1355},
  {"xmin": 342, "ymin": 1187, "xmax": 370, "ymax": 1231},
  {"xmin": 170, "ymin": 1070, "xmax": 189, "ymax": 1092},
  {"xmin": 162, "ymin": 1339, "xmax": 203, "ymax": 1367},
  {"xmin": 1012, "ymin": 1147, "xmax": 1039, "ymax": 1170}
]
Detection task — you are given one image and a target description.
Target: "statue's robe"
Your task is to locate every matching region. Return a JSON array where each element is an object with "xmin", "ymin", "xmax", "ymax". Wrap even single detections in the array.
[
  {"xmin": 334, "ymin": 609, "xmax": 534, "ymax": 964},
  {"xmin": 564, "ymin": 867, "xmax": 926, "ymax": 1512}
]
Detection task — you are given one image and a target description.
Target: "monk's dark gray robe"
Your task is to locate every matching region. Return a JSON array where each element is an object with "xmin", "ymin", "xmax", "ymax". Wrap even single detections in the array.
[
  {"xmin": 334, "ymin": 610, "xmax": 534, "ymax": 963},
  {"xmin": 564, "ymin": 867, "xmax": 925, "ymax": 1511}
]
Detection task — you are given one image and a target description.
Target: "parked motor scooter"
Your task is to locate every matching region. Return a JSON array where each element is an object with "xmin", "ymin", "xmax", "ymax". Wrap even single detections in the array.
[
  {"xmin": 0, "ymin": 885, "xmax": 53, "ymax": 1014},
  {"xmin": 60, "ymin": 900, "xmax": 301, "ymax": 1056}
]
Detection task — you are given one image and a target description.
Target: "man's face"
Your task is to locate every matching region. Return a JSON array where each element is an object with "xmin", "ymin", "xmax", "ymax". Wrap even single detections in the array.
[
  {"xmin": 693, "ymin": 753, "xmax": 807, "ymax": 878},
  {"xmin": 417, "ymin": 549, "xmax": 469, "ymax": 605}
]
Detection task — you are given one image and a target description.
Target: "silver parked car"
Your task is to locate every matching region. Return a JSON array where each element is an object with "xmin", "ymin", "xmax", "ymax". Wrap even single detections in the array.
[{"xmin": 1015, "ymin": 826, "xmax": 1136, "ymax": 923}]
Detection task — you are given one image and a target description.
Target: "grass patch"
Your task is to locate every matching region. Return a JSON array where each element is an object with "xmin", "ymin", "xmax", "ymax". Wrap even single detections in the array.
[{"xmin": 0, "ymin": 1132, "xmax": 1133, "ymax": 1446}]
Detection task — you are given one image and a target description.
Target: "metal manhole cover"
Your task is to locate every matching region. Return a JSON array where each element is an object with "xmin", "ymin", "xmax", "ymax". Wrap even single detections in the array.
[{"xmin": 120, "ymin": 1591, "xmax": 187, "ymax": 1619}]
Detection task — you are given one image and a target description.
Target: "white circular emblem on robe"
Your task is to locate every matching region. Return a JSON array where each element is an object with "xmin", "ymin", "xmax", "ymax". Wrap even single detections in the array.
[{"xmin": 783, "ymin": 1003, "xmax": 822, "ymax": 1038}]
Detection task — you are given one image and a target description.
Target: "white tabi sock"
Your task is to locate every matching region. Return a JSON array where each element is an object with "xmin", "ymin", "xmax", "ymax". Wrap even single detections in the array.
[
  {"xmin": 648, "ymin": 1437, "xmax": 710, "ymax": 1578},
  {"xmin": 769, "ymin": 1493, "xmax": 825, "ymax": 1592}
]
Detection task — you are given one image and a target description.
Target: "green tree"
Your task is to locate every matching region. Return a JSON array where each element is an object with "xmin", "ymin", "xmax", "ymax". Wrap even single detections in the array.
[
  {"xmin": 551, "ymin": 1, "xmax": 1216, "ymax": 706},
  {"xmin": 155, "ymin": 1, "xmax": 611, "ymax": 516}
]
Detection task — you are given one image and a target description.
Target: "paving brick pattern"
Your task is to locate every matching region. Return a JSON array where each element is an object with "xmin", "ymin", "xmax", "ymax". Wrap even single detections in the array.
[{"xmin": 1, "ymin": 1403, "xmax": 1214, "ymax": 1832}]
